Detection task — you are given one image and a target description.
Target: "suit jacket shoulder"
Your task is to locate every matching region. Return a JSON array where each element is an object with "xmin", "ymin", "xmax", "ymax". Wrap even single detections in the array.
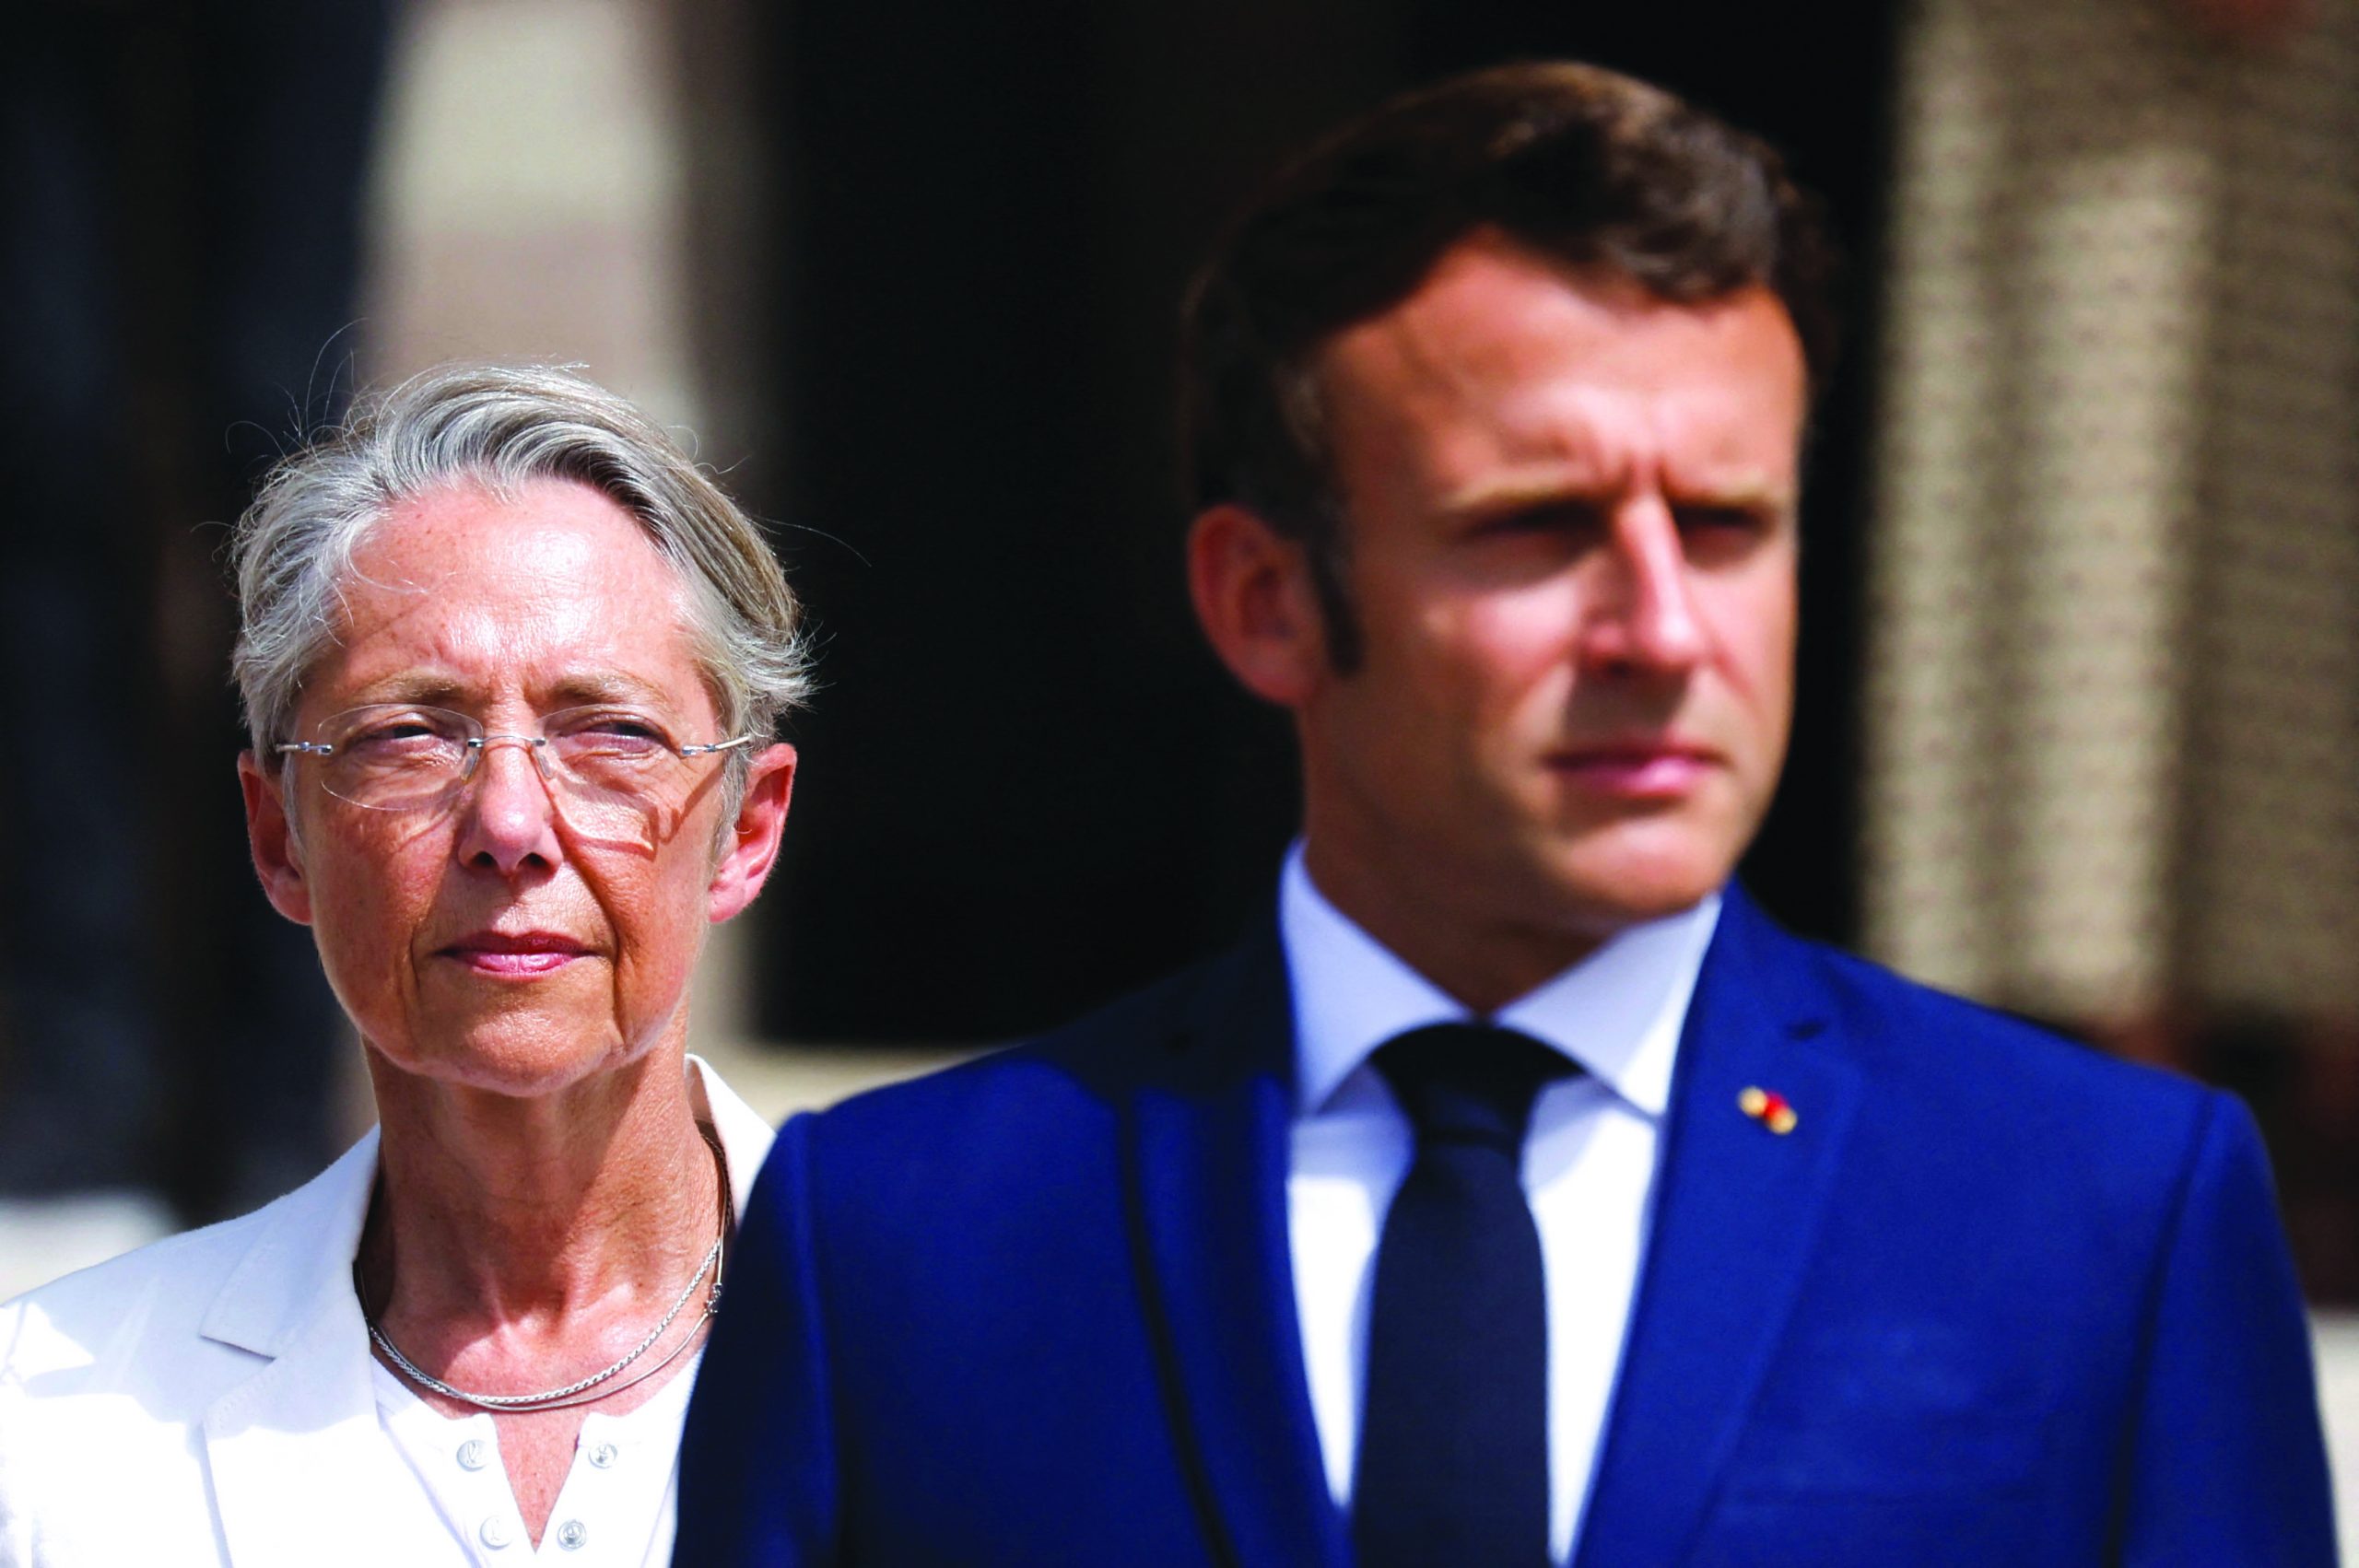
[
  {"xmin": 1572, "ymin": 889, "xmax": 2331, "ymax": 1566},
  {"xmin": 800, "ymin": 936, "xmax": 1267, "ymax": 1208},
  {"xmin": 1772, "ymin": 909, "xmax": 2216, "ymax": 1151},
  {"xmin": 2, "ymin": 1133, "xmax": 372, "ymax": 1390},
  {"xmin": 0, "ymin": 1134, "xmax": 381, "ymax": 1568},
  {"xmin": 683, "ymin": 932, "xmax": 1312, "ymax": 1566}
]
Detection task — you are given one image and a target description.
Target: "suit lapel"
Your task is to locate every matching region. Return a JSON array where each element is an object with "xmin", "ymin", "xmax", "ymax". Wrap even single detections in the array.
[
  {"xmin": 1574, "ymin": 890, "xmax": 1862, "ymax": 1568},
  {"xmin": 202, "ymin": 1132, "xmax": 426, "ymax": 1568},
  {"xmin": 1125, "ymin": 928, "xmax": 1351, "ymax": 1568}
]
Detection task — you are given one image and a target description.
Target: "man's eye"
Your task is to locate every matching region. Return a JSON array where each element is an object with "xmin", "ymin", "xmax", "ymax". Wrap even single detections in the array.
[
  {"xmin": 1675, "ymin": 505, "xmax": 1769, "ymax": 534},
  {"xmin": 1473, "ymin": 501, "xmax": 1606, "ymax": 538}
]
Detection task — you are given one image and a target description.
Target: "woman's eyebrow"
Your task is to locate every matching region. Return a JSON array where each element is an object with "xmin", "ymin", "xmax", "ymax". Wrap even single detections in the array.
[
  {"xmin": 338, "ymin": 670, "xmax": 679, "ymax": 710},
  {"xmin": 344, "ymin": 672, "xmax": 468, "ymax": 708},
  {"xmin": 546, "ymin": 670, "xmax": 676, "ymax": 708}
]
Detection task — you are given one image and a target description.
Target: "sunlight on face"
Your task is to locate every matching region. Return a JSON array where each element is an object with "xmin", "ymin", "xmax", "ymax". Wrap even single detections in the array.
[
  {"xmin": 1301, "ymin": 235, "xmax": 1805, "ymax": 978},
  {"xmin": 270, "ymin": 478, "xmax": 738, "ymax": 1096}
]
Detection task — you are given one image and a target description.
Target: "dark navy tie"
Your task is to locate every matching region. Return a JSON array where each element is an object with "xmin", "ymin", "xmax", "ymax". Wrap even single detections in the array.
[{"xmin": 1353, "ymin": 1023, "xmax": 1569, "ymax": 1568}]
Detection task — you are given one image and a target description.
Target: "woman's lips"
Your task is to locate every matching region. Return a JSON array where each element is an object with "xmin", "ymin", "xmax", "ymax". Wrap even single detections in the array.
[
  {"xmin": 1547, "ymin": 744, "xmax": 1717, "ymax": 798},
  {"xmin": 440, "ymin": 932, "xmax": 592, "ymax": 977}
]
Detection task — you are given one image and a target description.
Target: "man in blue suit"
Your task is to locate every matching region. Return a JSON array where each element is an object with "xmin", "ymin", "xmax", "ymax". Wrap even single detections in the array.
[{"xmin": 679, "ymin": 61, "xmax": 2334, "ymax": 1565}]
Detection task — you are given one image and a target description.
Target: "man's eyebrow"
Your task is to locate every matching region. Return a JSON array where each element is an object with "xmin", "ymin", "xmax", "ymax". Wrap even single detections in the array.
[
  {"xmin": 1438, "ymin": 471, "xmax": 1618, "ymax": 520},
  {"xmin": 1438, "ymin": 469, "xmax": 1797, "ymax": 520},
  {"xmin": 1671, "ymin": 474, "xmax": 1798, "ymax": 513}
]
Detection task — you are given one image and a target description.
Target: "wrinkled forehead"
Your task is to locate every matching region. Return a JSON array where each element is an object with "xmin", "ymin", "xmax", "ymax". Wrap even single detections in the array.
[
  {"xmin": 1311, "ymin": 240, "xmax": 1807, "ymax": 506},
  {"xmin": 305, "ymin": 476, "xmax": 712, "ymax": 720}
]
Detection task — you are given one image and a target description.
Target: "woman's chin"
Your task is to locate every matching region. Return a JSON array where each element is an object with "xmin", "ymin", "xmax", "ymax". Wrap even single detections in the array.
[{"xmin": 367, "ymin": 1018, "xmax": 651, "ymax": 1101}]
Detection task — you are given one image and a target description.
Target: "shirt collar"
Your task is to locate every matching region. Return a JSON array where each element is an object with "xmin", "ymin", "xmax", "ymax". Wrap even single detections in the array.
[{"xmin": 1277, "ymin": 841, "xmax": 1719, "ymax": 1121}]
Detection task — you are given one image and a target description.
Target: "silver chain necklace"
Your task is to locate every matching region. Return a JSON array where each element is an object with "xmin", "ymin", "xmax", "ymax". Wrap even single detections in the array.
[{"xmin": 358, "ymin": 1128, "xmax": 732, "ymax": 1414}]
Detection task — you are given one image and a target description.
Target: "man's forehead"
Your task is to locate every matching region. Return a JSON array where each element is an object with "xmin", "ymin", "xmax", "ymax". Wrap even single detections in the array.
[
  {"xmin": 1327, "ymin": 240, "xmax": 1799, "ymax": 388},
  {"xmin": 1312, "ymin": 242, "xmax": 1806, "ymax": 505}
]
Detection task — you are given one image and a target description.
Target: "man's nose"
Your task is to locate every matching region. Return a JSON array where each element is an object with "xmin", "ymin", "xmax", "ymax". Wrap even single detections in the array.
[
  {"xmin": 453, "ymin": 735, "xmax": 563, "ymax": 873},
  {"xmin": 1581, "ymin": 500, "xmax": 1708, "ymax": 673}
]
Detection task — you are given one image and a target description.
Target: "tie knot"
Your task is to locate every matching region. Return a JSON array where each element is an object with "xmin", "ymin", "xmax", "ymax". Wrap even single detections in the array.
[{"xmin": 1372, "ymin": 1024, "xmax": 1574, "ymax": 1154}]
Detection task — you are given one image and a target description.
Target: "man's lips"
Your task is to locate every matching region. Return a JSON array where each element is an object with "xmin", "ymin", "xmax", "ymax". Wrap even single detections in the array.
[
  {"xmin": 438, "ymin": 930, "xmax": 594, "ymax": 977},
  {"xmin": 1544, "ymin": 742, "xmax": 1720, "ymax": 798}
]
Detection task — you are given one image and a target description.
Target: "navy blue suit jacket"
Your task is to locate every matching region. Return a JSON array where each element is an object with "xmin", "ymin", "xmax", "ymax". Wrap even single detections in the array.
[{"xmin": 677, "ymin": 888, "xmax": 2334, "ymax": 1564}]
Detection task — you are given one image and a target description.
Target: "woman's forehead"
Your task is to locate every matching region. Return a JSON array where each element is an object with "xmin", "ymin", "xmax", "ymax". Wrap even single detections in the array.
[
  {"xmin": 351, "ymin": 475, "xmax": 669, "ymax": 582},
  {"xmin": 316, "ymin": 478, "xmax": 708, "ymax": 712}
]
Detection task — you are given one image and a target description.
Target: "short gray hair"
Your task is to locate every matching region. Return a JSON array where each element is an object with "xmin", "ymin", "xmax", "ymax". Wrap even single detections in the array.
[{"xmin": 229, "ymin": 363, "xmax": 813, "ymax": 802}]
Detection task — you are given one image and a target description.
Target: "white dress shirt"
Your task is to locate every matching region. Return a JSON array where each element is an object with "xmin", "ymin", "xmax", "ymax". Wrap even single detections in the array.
[{"xmin": 1279, "ymin": 846, "xmax": 1719, "ymax": 1564}]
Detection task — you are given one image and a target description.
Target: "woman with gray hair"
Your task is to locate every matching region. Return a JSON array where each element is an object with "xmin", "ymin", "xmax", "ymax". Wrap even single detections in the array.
[{"xmin": 0, "ymin": 364, "xmax": 809, "ymax": 1565}]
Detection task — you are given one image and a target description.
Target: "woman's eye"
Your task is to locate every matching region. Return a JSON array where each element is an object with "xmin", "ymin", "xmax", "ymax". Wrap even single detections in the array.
[
  {"xmin": 555, "ymin": 714, "xmax": 672, "ymax": 756},
  {"xmin": 341, "ymin": 719, "xmax": 460, "ymax": 762},
  {"xmin": 351, "ymin": 716, "xmax": 449, "ymax": 745}
]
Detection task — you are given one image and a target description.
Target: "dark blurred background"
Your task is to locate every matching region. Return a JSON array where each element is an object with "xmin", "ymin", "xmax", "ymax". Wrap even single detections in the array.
[{"xmin": 2, "ymin": 0, "xmax": 390, "ymax": 1233}]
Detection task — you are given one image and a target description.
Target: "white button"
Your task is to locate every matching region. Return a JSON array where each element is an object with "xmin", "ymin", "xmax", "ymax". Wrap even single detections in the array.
[
  {"xmin": 477, "ymin": 1516, "xmax": 513, "ymax": 1550},
  {"xmin": 588, "ymin": 1441, "xmax": 620, "ymax": 1469},
  {"xmin": 456, "ymin": 1438, "xmax": 489, "ymax": 1471},
  {"xmin": 556, "ymin": 1519, "xmax": 589, "ymax": 1551}
]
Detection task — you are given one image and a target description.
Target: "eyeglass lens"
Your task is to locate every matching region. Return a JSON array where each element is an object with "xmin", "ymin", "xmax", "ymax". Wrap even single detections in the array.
[{"xmin": 306, "ymin": 705, "xmax": 722, "ymax": 830}]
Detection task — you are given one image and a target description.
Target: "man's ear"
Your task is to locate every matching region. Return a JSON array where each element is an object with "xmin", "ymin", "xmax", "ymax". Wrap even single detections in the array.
[
  {"xmin": 707, "ymin": 742, "xmax": 797, "ymax": 924},
  {"xmin": 239, "ymin": 752, "xmax": 314, "ymax": 925},
  {"xmin": 1186, "ymin": 503, "xmax": 1329, "ymax": 707}
]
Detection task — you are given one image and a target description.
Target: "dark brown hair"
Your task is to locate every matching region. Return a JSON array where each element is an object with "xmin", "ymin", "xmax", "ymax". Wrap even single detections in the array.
[{"xmin": 1179, "ymin": 61, "xmax": 1837, "ymax": 669}]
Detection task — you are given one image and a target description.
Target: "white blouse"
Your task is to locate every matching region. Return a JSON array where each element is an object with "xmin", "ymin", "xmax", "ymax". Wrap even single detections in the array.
[{"xmin": 372, "ymin": 1351, "xmax": 701, "ymax": 1565}]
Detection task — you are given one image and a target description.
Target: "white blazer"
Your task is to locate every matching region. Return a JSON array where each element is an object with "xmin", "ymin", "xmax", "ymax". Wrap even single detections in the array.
[{"xmin": 0, "ymin": 1058, "xmax": 774, "ymax": 1568}]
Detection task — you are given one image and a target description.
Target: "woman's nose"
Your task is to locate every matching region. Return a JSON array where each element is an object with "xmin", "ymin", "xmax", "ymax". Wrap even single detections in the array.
[{"xmin": 452, "ymin": 736, "xmax": 562, "ymax": 873}]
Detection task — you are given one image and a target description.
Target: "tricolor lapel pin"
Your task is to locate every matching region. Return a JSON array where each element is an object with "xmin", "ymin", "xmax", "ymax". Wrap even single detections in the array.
[{"xmin": 1739, "ymin": 1085, "xmax": 1799, "ymax": 1135}]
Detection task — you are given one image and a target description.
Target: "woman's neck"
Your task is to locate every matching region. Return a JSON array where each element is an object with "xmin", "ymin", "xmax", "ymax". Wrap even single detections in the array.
[{"xmin": 359, "ymin": 1046, "xmax": 724, "ymax": 1339}]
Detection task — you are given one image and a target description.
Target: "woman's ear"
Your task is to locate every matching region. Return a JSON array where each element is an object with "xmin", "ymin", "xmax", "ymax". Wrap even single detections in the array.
[
  {"xmin": 707, "ymin": 743, "xmax": 797, "ymax": 923},
  {"xmin": 240, "ymin": 752, "xmax": 314, "ymax": 925}
]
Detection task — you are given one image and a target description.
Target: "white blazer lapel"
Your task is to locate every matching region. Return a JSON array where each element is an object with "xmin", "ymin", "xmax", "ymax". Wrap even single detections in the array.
[
  {"xmin": 200, "ymin": 1132, "xmax": 418, "ymax": 1568},
  {"xmin": 686, "ymin": 1054, "xmax": 778, "ymax": 1216}
]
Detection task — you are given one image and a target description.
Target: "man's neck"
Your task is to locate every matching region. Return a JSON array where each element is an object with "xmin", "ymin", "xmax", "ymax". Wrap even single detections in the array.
[{"xmin": 1297, "ymin": 838, "xmax": 1620, "ymax": 1015}]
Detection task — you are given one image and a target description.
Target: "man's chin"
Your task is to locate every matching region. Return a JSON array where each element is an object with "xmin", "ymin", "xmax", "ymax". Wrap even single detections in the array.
[{"xmin": 1526, "ymin": 837, "xmax": 1736, "ymax": 935}]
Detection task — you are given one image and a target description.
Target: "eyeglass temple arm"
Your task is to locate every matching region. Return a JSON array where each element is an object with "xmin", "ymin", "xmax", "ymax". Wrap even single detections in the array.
[{"xmin": 276, "ymin": 733, "xmax": 756, "ymax": 759}]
